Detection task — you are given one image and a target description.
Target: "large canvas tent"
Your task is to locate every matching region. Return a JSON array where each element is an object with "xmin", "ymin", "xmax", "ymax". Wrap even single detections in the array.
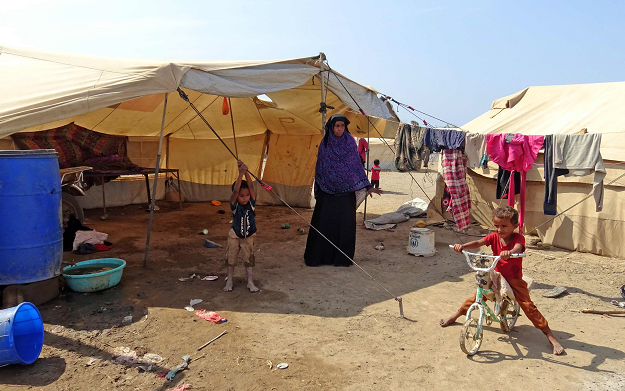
[
  {"xmin": 0, "ymin": 44, "xmax": 399, "ymax": 209},
  {"xmin": 450, "ymin": 82, "xmax": 625, "ymax": 258}
]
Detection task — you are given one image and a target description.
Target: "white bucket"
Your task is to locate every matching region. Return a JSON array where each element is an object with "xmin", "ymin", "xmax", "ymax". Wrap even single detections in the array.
[{"xmin": 407, "ymin": 228, "xmax": 435, "ymax": 257}]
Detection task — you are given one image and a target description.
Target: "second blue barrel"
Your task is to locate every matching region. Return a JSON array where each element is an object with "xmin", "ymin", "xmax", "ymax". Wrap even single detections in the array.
[{"xmin": 0, "ymin": 150, "xmax": 63, "ymax": 284}]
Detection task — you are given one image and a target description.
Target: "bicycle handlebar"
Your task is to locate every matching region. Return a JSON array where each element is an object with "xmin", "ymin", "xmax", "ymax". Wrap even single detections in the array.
[{"xmin": 448, "ymin": 245, "xmax": 526, "ymax": 272}]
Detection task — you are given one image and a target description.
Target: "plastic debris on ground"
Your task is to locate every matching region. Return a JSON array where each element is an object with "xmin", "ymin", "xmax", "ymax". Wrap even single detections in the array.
[
  {"xmin": 170, "ymin": 384, "xmax": 192, "ymax": 391},
  {"xmin": 166, "ymin": 356, "xmax": 190, "ymax": 381},
  {"xmin": 276, "ymin": 362, "xmax": 288, "ymax": 369},
  {"xmin": 375, "ymin": 243, "xmax": 385, "ymax": 251},
  {"xmin": 611, "ymin": 300, "xmax": 625, "ymax": 308},
  {"xmin": 122, "ymin": 315, "xmax": 133, "ymax": 323},
  {"xmin": 140, "ymin": 353, "xmax": 164, "ymax": 364},
  {"xmin": 202, "ymin": 276, "xmax": 218, "ymax": 281},
  {"xmin": 204, "ymin": 239, "xmax": 222, "ymax": 248},
  {"xmin": 196, "ymin": 309, "xmax": 226, "ymax": 323},
  {"xmin": 542, "ymin": 286, "xmax": 568, "ymax": 298},
  {"xmin": 112, "ymin": 347, "xmax": 138, "ymax": 365}
]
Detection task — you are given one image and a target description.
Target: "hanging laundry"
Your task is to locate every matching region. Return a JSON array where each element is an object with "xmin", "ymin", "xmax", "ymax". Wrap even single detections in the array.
[
  {"xmin": 394, "ymin": 124, "xmax": 427, "ymax": 171},
  {"xmin": 464, "ymin": 133, "xmax": 488, "ymax": 168},
  {"xmin": 552, "ymin": 133, "xmax": 605, "ymax": 212},
  {"xmin": 496, "ymin": 168, "xmax": 521, "ymax": 199},
  {"xmin": 487, "ymin": 133, "xmax": 544, "ymax": 231},
  {"xmin": 441, "ymin": 150, "xmax": 471, "ymax": 231},
  {"xmin": 543, "ymin": 135, "xmax": 569, "ymax": 215},
  {"xmin": 423, "ymin": 128, "xmax": 465, "ymax": 152}
]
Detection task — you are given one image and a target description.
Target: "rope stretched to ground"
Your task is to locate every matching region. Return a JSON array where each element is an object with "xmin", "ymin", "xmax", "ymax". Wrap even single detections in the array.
[
  {"xmin": 325, "ymin": 67, "xmax": 469, "ymax": 244},
  {"xmin": 176, "ymin": 88, "xmax": 404, "ymax": 317}
]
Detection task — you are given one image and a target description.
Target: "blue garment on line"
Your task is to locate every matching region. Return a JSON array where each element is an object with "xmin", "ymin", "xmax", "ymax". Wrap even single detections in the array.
[{"xmin": 423, "ymin": 128, "xmax": 465, "ymax": 152}]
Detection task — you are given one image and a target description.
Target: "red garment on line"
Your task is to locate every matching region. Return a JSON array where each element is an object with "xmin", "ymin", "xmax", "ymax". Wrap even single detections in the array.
[
  {"xmin": 441, "ymin": 150, "xmax": 471, "ymax": 230},
  {"xmin": 486, "ymin": 134, "xmax": 544, "ymax": 231}
]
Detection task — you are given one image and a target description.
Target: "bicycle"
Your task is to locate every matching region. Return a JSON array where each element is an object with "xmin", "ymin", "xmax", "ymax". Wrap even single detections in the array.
[{"xmin": 449, "ymin": 245, "xmax": 525, "ymax": 355}]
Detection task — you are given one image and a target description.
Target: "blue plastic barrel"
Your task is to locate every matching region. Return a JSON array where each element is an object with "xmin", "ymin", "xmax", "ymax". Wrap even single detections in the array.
[
  {"xmin": 0, "ymin": 150, "xmax": 63, "ymax": 284},
  {"xmin": 0, "ymin": 302, "xmax": 44, "ymax": 365}
]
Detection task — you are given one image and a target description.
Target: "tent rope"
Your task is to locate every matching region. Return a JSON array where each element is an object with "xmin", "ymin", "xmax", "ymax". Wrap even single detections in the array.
[
  {"xmin": 228, "ymin": 98, "xmax": 239, "ymax": 158},
  {"xmin": 382, "ymin": 95, "xmax": 625, "ymax": 238},
  {"xmin": 176, "ymin": 87, "xmax": 405, "ymax": 317},
  {"xmin": 325, "ymin": 66, "xmax": 468, "ymax": 244}
]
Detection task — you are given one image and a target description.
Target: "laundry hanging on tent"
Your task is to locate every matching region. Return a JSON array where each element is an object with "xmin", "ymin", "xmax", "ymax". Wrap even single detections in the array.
[
  {"xmin": 423, "ymin": 128, "xmax": 465, "ymax": 152},
  {"xmin": 496, "ymin": 167, "xmax": 522, "ymax": 200},
  {"xmin": 487, "ymin": 133, "xmax": 544, "ymax": 231},
  {"xmin": 394, "ymin": 123, "xmax": 428, "ymax": 171},
  {"xmin": 464, "ymin": 133, "xmax": 488, "ymax": 168},
  {"xmin": 549, "ymin": 133, "xmax": 606, "ymax": 213},
  {"xmin": 543, "ymin": 135, "xmax": 569, "ymax": 215},
  {"xmin": 441, "ymin": 149, "xmax": 471, "ymax": 231}
]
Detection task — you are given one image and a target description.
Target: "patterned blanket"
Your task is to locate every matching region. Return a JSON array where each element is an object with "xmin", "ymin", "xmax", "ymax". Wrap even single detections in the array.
[
  {"xmin": 11, "ymin": 122, "xmax": 128, "ymax": 168},
  {"xmin": 441, "ymin": 149, "xmax": 471, "ymax": 231}
]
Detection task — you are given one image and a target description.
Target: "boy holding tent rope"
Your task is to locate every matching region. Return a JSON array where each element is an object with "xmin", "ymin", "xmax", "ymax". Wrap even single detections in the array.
[{"xmin": 224, "ymin": 160, "xmax": 259, "ymax": 292}]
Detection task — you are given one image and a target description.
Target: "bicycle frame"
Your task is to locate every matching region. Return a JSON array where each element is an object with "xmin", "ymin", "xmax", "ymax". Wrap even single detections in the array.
[{"xmin": 450, "ymin": 245, "xmax": 525, "ymax": 338}]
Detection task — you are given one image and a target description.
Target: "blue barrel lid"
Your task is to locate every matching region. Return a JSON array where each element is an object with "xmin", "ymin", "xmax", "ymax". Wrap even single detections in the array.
[{"xmin": 0, "ymin": 149, "xmax": 58, "ymax": 156}]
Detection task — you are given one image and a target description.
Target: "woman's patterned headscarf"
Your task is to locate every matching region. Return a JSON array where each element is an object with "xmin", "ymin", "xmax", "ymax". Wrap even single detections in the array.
[{"xmin": 314, "ymin": 114, "xmax": 370, "ymax": 195}]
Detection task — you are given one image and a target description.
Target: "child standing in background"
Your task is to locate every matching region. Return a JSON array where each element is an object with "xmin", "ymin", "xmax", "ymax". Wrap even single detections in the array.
[{"xmin": 371, "ymin": 159, "xmax": 381, "ymax": 188}]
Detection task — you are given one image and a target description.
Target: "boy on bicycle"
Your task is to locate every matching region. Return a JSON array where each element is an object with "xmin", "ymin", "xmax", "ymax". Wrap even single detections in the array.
[{"xmin": 440, "ymin": 206, "xmax": 564, "ymax": 355}]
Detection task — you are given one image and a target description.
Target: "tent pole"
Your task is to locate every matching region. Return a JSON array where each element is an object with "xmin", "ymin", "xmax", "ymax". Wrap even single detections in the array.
[
  {"xmin": 320, "ymin": 70, "xmax": 327, "ymax": 132},
  {"xmin": 363, "ymin": 120, "xmax": 370, "ymax": 222},
  {"xmin": 143, "ymin": 92, "xmax": 169, "ymax": 268}
]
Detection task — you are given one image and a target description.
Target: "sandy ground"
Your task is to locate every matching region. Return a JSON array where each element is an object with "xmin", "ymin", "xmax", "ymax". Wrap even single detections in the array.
[{"xmin": 2, "ymin": 170, "xmax": 625, "ymax": 391}]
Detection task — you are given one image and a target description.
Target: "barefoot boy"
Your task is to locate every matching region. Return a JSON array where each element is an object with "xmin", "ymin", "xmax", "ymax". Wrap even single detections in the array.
[
  {"xmin": 224, "ymin": 160, "xmax": 259, "ymax": 292},
  {"xmin": 440, "ymin": 206, "xmax": 564, "ymax": 355}
]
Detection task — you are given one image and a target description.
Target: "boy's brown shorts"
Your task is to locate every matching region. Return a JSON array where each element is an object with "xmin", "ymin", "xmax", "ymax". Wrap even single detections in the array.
[{"xmin": 226, "ymin": 230, "xmax": 255, "ymax": 267}]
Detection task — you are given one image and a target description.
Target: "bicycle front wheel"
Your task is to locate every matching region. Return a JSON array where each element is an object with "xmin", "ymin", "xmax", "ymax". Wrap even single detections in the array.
[{"xmin": 460, "ymin": 312, "xmax": 483, "ymax": 355}]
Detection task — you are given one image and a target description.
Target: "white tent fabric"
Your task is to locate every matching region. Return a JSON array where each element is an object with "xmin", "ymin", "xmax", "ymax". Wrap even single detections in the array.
[
  {"xmin": 0, "ymin": 44, "xmax": 400, "ymax": 207},
  {"xmin": 457, "ymin": 82, "xmax": 625, "ymax": 258}
]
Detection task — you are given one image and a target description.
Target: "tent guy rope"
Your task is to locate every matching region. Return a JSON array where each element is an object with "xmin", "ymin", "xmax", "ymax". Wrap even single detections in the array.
[
  {"xmin": 176, "ymin": 87, "xmax": 406, "ymax": 319},
  {"xmin": 325, "ymin": 67, "xmax": 468, "ymax": 244}
]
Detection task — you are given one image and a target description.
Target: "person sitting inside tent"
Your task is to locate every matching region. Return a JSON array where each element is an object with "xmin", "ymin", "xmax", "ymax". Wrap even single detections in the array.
[
  {"xmin": 224, "ymin": 160, "xmax": 259, "ymax": 292},
  {"xmin": 304, "ymin": 114, "xmax": 383, "ymax": 267}
]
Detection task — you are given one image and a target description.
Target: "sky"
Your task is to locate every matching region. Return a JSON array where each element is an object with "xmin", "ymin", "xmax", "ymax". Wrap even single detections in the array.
[{"xmin": 2, "ymin": 0, "xmax": 624, "ymax": 127}]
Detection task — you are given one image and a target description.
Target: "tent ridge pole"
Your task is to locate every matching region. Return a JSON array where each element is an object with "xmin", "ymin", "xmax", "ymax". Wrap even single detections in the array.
[{"xmin": 143, "ymin": 92, "xmax": 169, "ymax": 268}]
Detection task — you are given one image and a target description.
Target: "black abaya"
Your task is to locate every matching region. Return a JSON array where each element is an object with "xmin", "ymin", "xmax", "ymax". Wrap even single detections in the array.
[{"xmin": 304, "ymin": 189, "xmax": 356, "ymax": 267}]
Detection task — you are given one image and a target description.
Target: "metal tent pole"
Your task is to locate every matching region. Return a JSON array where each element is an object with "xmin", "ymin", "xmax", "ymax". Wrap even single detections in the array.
[
  {"xmin": 363, "ymin": 120, "xmax": 370, "ymax": 222},
  {"xmin": 143, "ymin": 92, "xmax": 168, "ymax": 268}
]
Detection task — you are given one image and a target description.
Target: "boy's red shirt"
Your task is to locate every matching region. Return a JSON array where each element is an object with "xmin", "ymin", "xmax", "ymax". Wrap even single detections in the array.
[
  {"xmin": 371, "ymin": 165, "xmax": 381, "ymax": 180},
  {"xmin": 483, "ymin": 232, "xmax": 525, "ymax": 281}
]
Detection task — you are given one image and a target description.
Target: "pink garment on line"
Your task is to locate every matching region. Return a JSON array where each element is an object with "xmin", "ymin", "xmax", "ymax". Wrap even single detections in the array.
[{"xmin": 486, "ymin": 134, "xmax": 544, "ymax": 231}]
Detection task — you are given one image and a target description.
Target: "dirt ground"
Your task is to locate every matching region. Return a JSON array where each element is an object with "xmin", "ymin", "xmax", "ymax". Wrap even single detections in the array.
[{"xmin": 2, "ymin": 170, "xmax": 624, "ymax": 391}]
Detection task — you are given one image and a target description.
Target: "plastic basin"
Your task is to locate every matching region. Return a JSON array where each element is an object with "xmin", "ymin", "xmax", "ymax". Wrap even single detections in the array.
[{"xmin": 62, "ymin": 258, "xmax": 126, "ymax": 293}]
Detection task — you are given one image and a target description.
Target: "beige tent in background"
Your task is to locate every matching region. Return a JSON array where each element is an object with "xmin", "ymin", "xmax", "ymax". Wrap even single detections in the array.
[
  {"xmin": 451, "ymin": 82, "xmax": 625, "ymax": 258},
  {"xmin": 0, "ymin": 44, "xmax": 399, "ymax": 209}
]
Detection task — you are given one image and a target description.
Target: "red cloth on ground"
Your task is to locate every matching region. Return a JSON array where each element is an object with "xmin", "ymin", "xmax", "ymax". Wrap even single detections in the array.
[
  {"xmin": 486, "ymin": 134, "xmax": 544, "ymax": 231},
  {"xmin": 94, "ymin": 243, "xmax": 112, "ymax": 252},
  {"xmin": 441, "ymin": 150, "xmax": 471, "ymax": 230},
  {"xmin": 483, "ymin": 232, "xmax": 526, "ymax": 280}
]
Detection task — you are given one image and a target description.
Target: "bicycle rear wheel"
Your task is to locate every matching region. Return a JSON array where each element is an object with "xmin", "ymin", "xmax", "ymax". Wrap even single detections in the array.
[
  {"xmin": 498, "ymin": 297, "xmax": 520, "ymax": 332},
  {"xmin": 460, "ymin": 312, "xmax": 483, "ymax": 355}
]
